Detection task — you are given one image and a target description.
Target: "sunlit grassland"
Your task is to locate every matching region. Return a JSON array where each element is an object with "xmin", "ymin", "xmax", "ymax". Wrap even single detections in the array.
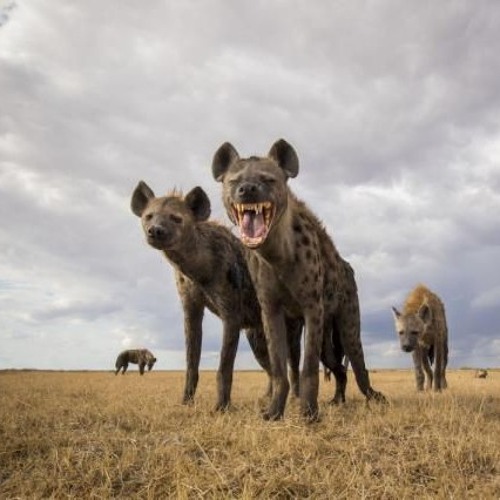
[{"xmin": 0, "ymin": 369, "xmax": 498, "ymax": 498}]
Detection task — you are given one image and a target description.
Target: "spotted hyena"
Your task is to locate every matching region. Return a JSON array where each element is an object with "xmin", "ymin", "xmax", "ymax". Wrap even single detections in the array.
[
  {"xmin": 212, "ymin": 139, "xmax": 385, "ymax": 420},
  {"xmin": 392, "ymin": 284, "xmax": 449, "ymax": 391},
  {"xmin": 474, "ymin": 369, "xmax": 488, "ymax": 379},
  {"xmin": 131, "ymin": 181, "xmax": 302, "ymax": 411},
  {"xmin": 115, "ymin": 349, "xmax": 157, "ymax": 375}
]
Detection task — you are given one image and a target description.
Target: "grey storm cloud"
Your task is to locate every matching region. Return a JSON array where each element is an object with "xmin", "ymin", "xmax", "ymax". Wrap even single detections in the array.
[{"xmin": 1, "ymin": 0, "xmax": 499, "ymax": 371}]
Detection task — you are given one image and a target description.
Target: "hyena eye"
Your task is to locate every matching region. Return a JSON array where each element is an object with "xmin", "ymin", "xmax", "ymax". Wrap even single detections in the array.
[
  {"xmin": 261, "ymin": 176, "xmax": 276, "ymax": 184},
  {"xmin": 398, "ymin": 330, "xmax": 404, "ymax": 336},
  {"xmin": 170, "ymin": 214, "xmax": 182, "ymax": 224},
  {"xmin": 144, "ymin": 213, "xmax": 153, "ymax": 221}
]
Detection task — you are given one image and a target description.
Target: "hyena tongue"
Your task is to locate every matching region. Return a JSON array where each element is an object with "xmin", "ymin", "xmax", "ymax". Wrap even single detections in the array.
[{"xmin": 241, "ymin": 211, "xmax": 266, "ymax": 239}]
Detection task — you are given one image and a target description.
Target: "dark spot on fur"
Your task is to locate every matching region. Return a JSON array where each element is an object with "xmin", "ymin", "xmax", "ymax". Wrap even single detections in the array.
[
  {"xmin": 227, "ymin": 263, "xmax": 243, "ymax": 290},
  {"xmin": 293, "ymin": 224, "xmax": 302, "ymax": 233},
  {"xmin": 306, "ymin": 250, "xmax": 313, "ymax": 260},
  {"xmin": 302, "ymin": 236, "xmax": 310, "ymax": 246}
]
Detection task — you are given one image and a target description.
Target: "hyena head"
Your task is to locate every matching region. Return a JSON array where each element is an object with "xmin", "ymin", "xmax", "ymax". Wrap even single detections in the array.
[
  {"xmin": 211, "ymin": 139, "xmax": 299, "ymax": 248},
  {"xmin": 147, "ymin": 355, "xmax": 157, "ymax": 371},
  {"xmin": 131, "ymin": 181, "xmax": 211, "ymax": 252},
  {"xmin": 392, "ymin": 302, "xmax": 432, "ymax": 353}
]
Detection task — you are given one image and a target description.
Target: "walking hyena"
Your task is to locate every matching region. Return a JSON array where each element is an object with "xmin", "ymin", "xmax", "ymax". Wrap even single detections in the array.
[
  {"xmin": 212, "ymin": 139, "xmax": 386, "ymax": 420},
  {"xmin": 131, "ymin": 181, "xmax": 302, "ymax": 411},
  {"xmin": 392, "ymin": 284, "xmax": 449, "ymax": 391},
  {"xmin": 115, "ymin": 349, "xmax": 157, "ymax": 375}
]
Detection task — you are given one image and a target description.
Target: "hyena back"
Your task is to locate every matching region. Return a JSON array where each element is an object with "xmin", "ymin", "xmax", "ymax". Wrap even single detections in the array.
[
  {"xmin": 212, "ymin": 139, "xmax": 385, "ymax": 420},
  {"xmin": 392, "ymin": 284, "xmax": 449, "ymax": 391},
  {"xmin": 131, "ymin": 181, "xmax": 302, "ymax": 411},
  {"xmin": 115, "ymin": 349, "xmax": 157, "ymax": 375}
]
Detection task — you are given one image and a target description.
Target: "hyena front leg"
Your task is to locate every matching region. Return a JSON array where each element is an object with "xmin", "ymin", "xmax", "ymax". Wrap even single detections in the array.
[
  {"xmin": 261, "ymin": 307, "xmax": 290, "ymax": 421},
  {"xmin": 433, "ymin": 341, "xmax": 446, "ymax": 391},
  {"xmin": 182, "ymin": 300, "xmax": 204, "ymax": 405},
  {"xmin": 412, "ymin": 347, "xmax": 426, "ymax": 391},
  {"xmin": 300, "ymin": 304, "xmax": 323, "ymax": 421},
  {"xmin": 420, "ymin": 347, "xmax": 433, "ymax": 390},
  {"xmin": 215, "ymin": 321, "xmax": 240, "ymax": 412}
]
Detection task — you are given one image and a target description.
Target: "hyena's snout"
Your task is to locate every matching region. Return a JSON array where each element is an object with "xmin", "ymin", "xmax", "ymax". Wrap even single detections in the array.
[
  {"xmin": 147, "ymin": 225, "xmax": 166, "ymax": 239},
  {"xmin": 235, "ymin": 182, "xmax": 262, "ymax": 203},
  {"xmin": 401, "ymin": 343, "xmax": 414, "ymax": 353},
  {"xmin": 146, "ymin": 224, "xmax": 172, "ymax": 249}
]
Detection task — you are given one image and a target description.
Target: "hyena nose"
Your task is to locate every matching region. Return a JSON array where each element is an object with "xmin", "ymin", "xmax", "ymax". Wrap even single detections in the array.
[
  {"xmin": 237, "ymin": 182, "xmax": 258, "ymax": 197},
  {"xmin": 147, "ymin": 226, "xmax": 165, "ymax": 239},
  {"xmin": 402, "ymin": 345, "xmax": 413, "ymax": 353}
]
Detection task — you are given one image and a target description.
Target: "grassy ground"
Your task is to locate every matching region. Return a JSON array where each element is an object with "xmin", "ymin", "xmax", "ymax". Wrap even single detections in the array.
[{"xmin": 0, "ymin": 369, "xmax": 498, "ymax": 499}]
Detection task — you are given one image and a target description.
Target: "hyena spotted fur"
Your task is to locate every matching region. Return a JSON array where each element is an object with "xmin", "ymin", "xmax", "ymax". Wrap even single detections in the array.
[
  {"xmin": 212, "ymin": 139, "xmax": 386, "ymax": 421},
  {"xmin": 392, "ymin": 284, "xmax": 449, "ymax": 391},
  {"xmin": 115, "ymin": 349, "xmax": 157, "ymax": 375},
  {"xmin": 131, "ymin": 182, "xmax": 303, "ymax": 411}
]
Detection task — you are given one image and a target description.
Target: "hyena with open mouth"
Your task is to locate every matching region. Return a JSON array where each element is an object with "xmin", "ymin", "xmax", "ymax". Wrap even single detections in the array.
[{"xmin": 213, "ymin": 139, "xmax": 386, "ymax": 420}]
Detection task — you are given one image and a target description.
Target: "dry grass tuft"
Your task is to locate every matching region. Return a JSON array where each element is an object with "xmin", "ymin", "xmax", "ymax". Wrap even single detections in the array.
[{"xmin": 1, "ymin": 370, "xmax": 498, "ymax": 498}]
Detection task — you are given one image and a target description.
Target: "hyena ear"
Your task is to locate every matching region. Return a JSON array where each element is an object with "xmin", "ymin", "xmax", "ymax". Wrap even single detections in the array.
[
  {"xmin": 212, "ymin": 142, "xmax": 240, "ymax": 182},
  {"xmin": 185, "ymin": 186, "xmax": 211, "ymax": 221},
  {"xmin": 131, "ymin": 181, "xmax": 155, "ymax": 217},
  {"xmin": 391, "ymin": 306, "xmax": 402, "ymax": 320},
  {"xmin": 268, "ymin": 139, "xmax": 299, "ymax": 178},
  {"xmin": 418, "ymin": 302, "xmax": 432, "ymax": 325}
]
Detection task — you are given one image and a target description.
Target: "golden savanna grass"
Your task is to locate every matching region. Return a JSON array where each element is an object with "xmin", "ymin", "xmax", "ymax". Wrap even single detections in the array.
[{"xmin": 1, "ymin": 369, "xmax": 498, "ymax": 499}]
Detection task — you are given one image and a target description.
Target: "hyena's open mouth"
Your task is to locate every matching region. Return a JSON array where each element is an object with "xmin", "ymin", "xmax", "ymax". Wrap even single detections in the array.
[{"xmin": 232, "ymin": 202, "xmax": 275, "ymax": 248}]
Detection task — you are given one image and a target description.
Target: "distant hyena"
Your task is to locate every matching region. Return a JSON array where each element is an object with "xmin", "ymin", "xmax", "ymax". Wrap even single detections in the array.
[
  {"xmin": 115, "ymin": 349, "xmax": 157, "ymax": 375},
  {"xmin": 474, "ymin": 369, "xmax": 488, "ymax": 379},
  {"xmin": 131, "ymin": 181, "xmax": 302, "ymax": 411},
  {"xmin": 392, "ymin": 284, "xmax": 449, "ymax": 391},
  {"xmin": 212, "ymin": 139, "xmax": 385, "ymax": 420}
]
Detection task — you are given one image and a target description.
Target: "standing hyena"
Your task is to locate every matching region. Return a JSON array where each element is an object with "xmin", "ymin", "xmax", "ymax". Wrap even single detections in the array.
[
  {"xmin": 392, "ymin": 284, "xmax": 449, "ymax": 391},
  {"xmin": 212, "ymin": 139, "xmax": 385, "ymax": 420},
  {"xmin": 131, "ymin": 181, "xmax": 302, "ymax": 411},
  {"xmin": 115, "ymin": 349, "xmax": 157, "ymax": 375}
]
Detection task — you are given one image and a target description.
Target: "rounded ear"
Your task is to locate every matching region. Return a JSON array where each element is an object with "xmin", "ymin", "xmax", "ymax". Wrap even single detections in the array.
[
  {"xmin": 268, "ymin": 139, "xmax": 299, "ymax": 178},
  {"xmin": 212, "ymin": 142, "xmax": 240, "ymax": 182},
  {"xmin": 131, "ymin": 181, "xmax": 155, "ymax": 217},
  {"xmin": 418, "ymin": 302, "xmax": 432, "ymax": 325},
  {"xmin": 185, "ymin": 186, "xmax": 211, "ymax": 221},
  {"xmin": 391, "ymin": 306, "xmax": 402, "ymax": 320}
]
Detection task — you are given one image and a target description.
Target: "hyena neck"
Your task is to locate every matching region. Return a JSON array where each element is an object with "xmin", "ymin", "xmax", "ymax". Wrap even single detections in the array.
[
  {"xmin": 257, "ymin": 194, "xmax": 296, "ymax": 269},
  {"xmin": 162, "ymin": 226, "xmax": 213, "ymax": 284}
]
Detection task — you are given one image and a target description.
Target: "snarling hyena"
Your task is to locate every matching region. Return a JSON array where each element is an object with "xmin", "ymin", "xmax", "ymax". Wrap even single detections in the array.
[
  {"xmin": 115, "ymin": 349, "xmax": 157, "ymax": 375},
  {"xmin": 392, "ymin": 284, "xmax": 449, "ymax": 391},
  {"xmin": 212, "ymin": 139, "xmax": 385, "ymax": 420},
  {"xmin": 131, "ymin": 181, "xmax": 302, "ymax": 411}
]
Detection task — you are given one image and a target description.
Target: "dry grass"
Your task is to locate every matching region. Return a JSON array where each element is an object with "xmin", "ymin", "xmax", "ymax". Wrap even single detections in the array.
[{"xmin": 0, "ymin": 369, "xmax": 498, "ymax": 499}]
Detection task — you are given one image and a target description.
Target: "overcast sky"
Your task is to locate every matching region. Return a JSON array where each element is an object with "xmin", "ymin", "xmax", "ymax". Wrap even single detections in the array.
[{"xmin": 1, "ymin": 1, "xmax": 499, "ymax": 373}]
